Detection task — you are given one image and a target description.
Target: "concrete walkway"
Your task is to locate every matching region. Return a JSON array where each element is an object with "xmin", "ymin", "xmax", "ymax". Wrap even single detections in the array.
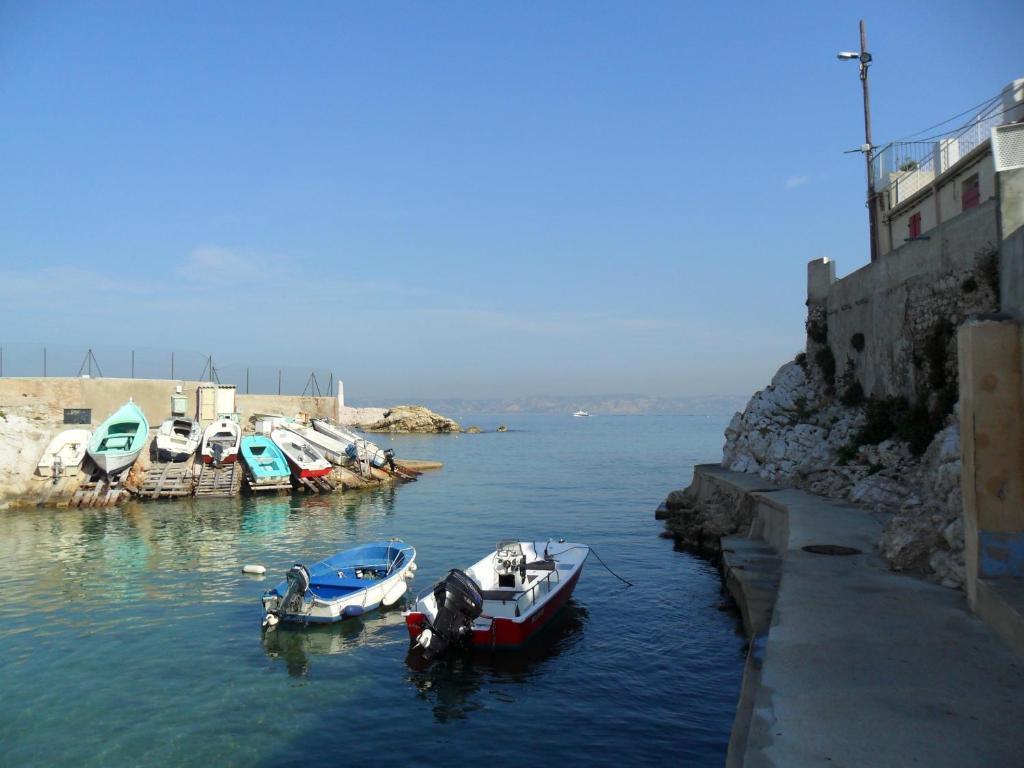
[{"xmin": 693, "ymin": 466, "xmax": 1024, "ymax": 767}]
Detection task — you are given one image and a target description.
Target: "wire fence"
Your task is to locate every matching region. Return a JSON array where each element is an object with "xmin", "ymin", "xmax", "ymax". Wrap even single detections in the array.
[{"xmin": 0, "ymin": 343, "xmax": 337, "ymax": 397}]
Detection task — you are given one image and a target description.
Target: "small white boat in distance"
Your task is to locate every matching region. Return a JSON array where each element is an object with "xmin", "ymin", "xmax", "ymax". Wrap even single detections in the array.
[
  {"xmin": 270, "ymin": 428, "xmax": 333, "ymax": 478},
  {"xmin": 573, "ymin": 410, "xmax": 590, "ymax": 417},
  {"xmin": 37, "ymin": 428, "xmax": 91, "ymax": 477},
  {"xmin": 200, "ymin": 418, "xmax": 241, "ymax": 465},
  {"xmin": 155, "ymin": 418, "xmax": 201, "ymax": 462}
]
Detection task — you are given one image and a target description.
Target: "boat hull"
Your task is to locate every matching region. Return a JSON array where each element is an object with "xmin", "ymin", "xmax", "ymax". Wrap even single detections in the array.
[{"xmin": 201, "ymin": 453, "xmax": 237, "ymax": 465}]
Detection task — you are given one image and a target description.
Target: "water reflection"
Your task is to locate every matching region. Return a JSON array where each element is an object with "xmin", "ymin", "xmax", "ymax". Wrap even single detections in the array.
[
  {"xmin": 405, "ymin": 601, "xmax": 588, "ymax": 723},
  {"xmin": 261, "ymin": 607, "xmax": 408, "ymax": 677}
]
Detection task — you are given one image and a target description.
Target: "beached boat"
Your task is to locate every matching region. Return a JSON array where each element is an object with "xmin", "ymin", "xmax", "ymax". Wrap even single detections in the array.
[
  {"xmin": 154, "ymin": 417, "xmax": 201, "ymax": 462},
  {"xmin": 240, "ymin": 435, "xmax": 292, "ymax": 486},
  {"xmin": 311, "ymin": 418, "xmax": 389, "ymax": 468},
  {"xmin": 37, "ymin": 428, "xmax": 91, "ymax": 477},
  {"xmin": 405, "ymin": 539, "xmax": 589, "ymax": 658},
  {"xmin": 573, "ymin": 410, "xmax": 590, "ymax": 417},
  {"xmin": 200, "ymin": 418, "xmax": 241, "ymax": 465},
  {"xmin": 86, "ymin": 401, "xmax": 149, "ymax": 476},
  {"xmin": 262, "ymin": 540, "xmax": 417, "ymax": 625},
  {"xmin": 270, "ymin": 428, "xmax": 332, "ymax": 478},
  {"xmin": 283, "ymin": 424, "xmax": 349, "ymax": 466}
]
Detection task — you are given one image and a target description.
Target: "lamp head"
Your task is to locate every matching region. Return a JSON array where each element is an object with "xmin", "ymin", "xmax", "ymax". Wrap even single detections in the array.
[{"xmin": 837, "ymin": 52, "xmax": 859, "ymax": 60}]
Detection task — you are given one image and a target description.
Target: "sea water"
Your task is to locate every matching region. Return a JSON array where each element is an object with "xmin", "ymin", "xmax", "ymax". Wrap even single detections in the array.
[{"xmin": 0, "ymin": 414, "xmax": 745, "ymax": 766}]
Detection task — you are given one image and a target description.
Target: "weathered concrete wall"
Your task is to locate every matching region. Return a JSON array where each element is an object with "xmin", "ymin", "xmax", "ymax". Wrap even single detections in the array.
[
  {"xmin": 235, "ymin": 394, "xmax": 336, "ymax": 424},
  {"xmin": 0, "ymin": 377, "xmax": 336, "ymax": 428},
  {"xmin": 0, "ymin": 377, "xmax": 207, "ymax": 427},
  {"xmin": 958, "ymin": 319, "xmax": 1024, "ymax": 602},
  {"xmin": 821, "ymin": 199, "xmax": 1000, "ymax": 401}
]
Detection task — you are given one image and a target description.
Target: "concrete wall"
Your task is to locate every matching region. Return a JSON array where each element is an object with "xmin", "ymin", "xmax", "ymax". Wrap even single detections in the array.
[
  {"xmin": 235, "ymin": 393, "xmax": 336, "ymax": 424},
  {"xmin": 819, "ymin": 199, "xmax": 1000, "ymax": 401},
  {"xmin": 1000, "ymin": 166, "xmax": 1024, "ymax": 319},
  {"xmin": 0, "ymin": 377, "xmax": 335, "ymax": 428}
]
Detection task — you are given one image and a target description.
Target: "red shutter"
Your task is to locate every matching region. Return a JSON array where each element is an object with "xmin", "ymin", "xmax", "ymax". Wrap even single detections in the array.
[
  {"xmin": 909, "ymin": 212, "xmax": 921, "ymax": 239},
  {"xmin": 962, "ymin": 176, "xmax": 980, "ymax": 211}
]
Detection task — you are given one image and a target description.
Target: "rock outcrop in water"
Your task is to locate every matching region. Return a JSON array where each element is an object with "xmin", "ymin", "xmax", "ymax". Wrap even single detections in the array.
[
  {"xmin": 362, "ymin": 405, "xmax": 461, "ymax": 434},
  {"xmin": 664, "ymin": 358, "xmax": 965, "ymax": 589}
]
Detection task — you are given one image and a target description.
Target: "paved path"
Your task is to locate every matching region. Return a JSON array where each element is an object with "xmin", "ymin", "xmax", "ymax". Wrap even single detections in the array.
[{"xmin": 697, "ymin": 467, "xmax": 1024, "ymax": 767}]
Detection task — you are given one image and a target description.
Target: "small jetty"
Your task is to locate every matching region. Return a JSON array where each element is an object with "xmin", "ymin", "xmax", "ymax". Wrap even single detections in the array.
[
  {"xmin": 70, "ymin": 472, "xmax": 128, "ymax": 508},
  {"xmin": 292, "ymin": 474, "xmax": 336, "ymax": 494},
  {"xmin": 136, "ymin": 462, "xmax": 195, "ymax": 500},
  {"xmin": 195, "ymin": 463, "xmax": 242, "ymax": 497}
]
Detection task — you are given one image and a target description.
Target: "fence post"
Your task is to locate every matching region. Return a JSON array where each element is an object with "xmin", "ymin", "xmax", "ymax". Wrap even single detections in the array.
[
  {"xmin": 131, "ymin": 350, "xmax": 135, "ymax": 379},
  {"xmin": 246, "ymin": 367, "xmax": 250, "ymax": 394},
  {"xmin": 171, "ymin": 352, "xmax": 175, "ymax": 380},
  {"xmin": 0, "ymin": 346, "xmax": 3, "ymax": 377},
  {"xmin": 43, "ymin": 346, "xmax": 47, "ymax": 377},
  {"xmin": 278, "ymin": 369, "xmax": 282, "ymax": 396}
]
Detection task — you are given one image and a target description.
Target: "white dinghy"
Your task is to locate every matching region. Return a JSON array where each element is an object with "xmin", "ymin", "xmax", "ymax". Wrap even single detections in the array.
[
  {"xmin": 154, "ymin": 418, "xmax": 201, "ymax": 462},
  {"xmin": 37, "ymin": 428, "xmax": 91, "ymax": 477},
  {"xmin": 311, "ymin": 419, "xmax": 389, "ymax": 468},
  {"xmin": 270, "ymin": 428, "xmax": 333, "ymax": 478}
]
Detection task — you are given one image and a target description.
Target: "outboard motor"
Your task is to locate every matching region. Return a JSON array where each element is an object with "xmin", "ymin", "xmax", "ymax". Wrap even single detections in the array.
[
  {"xmin": 263, "ymin": 564, "xmax": 310, "ymax": 628},
  {"xmin": 417, "ymin": 569, "xmax": 483, "ymax": 658}
]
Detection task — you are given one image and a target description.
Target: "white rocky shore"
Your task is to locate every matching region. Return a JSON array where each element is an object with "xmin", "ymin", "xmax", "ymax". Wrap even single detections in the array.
[
  {"xmin": 676, "ymin": 359, "xmax": 965, "ymax": 589},
  {"xmin": 337, "ymin": 404, "xmax": 461, "ymax": 433}
]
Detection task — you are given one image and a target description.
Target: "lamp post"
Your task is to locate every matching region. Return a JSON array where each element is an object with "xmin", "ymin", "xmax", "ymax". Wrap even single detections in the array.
[{"xmin": 838, "ymin": 19, "xmax": 878, "ymax": 262}]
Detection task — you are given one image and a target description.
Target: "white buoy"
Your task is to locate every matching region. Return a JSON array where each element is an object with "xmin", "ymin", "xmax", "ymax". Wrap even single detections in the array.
[
  {"xmin": 383, "ymin": 580, "xmax": 407, "ymax": 606},
  {"xmin": 242, "ymin": 564, "xmax": 266, "ymax": 575},
  {"xmin": 262, "ymin": 613, "xmax": 279, "ymax": 628},
  {"xmin": 409, "ymin": 562, "xmax": 417, "ymax": 572}
]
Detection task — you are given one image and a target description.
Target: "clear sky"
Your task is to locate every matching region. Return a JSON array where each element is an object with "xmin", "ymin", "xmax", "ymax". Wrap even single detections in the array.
[{"xmin": 1, "ymin": 1, "xmax": 1020, "ymax": 401}]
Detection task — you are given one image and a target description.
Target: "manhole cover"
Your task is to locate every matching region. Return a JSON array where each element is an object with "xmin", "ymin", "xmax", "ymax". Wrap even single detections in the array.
[{"xmin": 802, "ymin": 544, "xmax": 862, "ymax": 556}]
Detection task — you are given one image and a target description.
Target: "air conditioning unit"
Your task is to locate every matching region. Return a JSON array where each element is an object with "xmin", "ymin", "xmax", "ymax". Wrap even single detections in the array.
[{"xmin": 992, "ymin": 123, "xmax": 1024, "ymax": 172}]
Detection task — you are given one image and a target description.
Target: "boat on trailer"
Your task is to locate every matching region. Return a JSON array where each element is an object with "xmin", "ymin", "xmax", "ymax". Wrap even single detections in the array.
[
  {"xmin": 240, "ymin": 435, "xmax": 292, "ymax": 487},
  {"xmin": 154, "ymin": 417, "xmax": 201, "ymax": 462},
  {"xmin": 405, "ymin": 539, "xmax": 589, "ymax": 657},
  {"xmin": 87, "ymin": 401, "xmax": 149, "ymax": 476},
  {"xmin": 262, "ymin": 540, "xmax": 417, "ymax": 626},
  {"xmin": 311, "ymin": 419, "xmax": 389, "ymax": 468},
  {"xmin": 37, "ymin": 428, "xmax": 91, "ymax": 477},
  {"xmin": 270, "ymin": 428, "xmax": 332, "ymax": 478},
  {"xmin": 200, "ymin": 418, "xmax": 241, "ymax": 465}
]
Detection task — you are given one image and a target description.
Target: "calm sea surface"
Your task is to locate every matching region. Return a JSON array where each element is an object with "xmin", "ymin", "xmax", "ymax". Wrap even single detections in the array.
[{"xmin": 0, "ymin": 414, "xmax": 744, "ymax": 767}]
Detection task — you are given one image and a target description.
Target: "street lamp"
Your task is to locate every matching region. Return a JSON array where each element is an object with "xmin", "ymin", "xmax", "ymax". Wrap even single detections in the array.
[{"xmin": 838, "ymin": 20, "xmax": 878, "ymax": 262}]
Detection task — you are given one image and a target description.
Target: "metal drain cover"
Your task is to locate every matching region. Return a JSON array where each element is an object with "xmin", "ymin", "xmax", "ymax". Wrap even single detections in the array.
[{"xmin": 802, "ymin": 544, "xmax": 862, "ymax": 556}]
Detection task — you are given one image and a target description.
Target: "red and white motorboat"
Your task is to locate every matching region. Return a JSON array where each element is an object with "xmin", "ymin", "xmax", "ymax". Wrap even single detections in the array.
[
  {"xmin": 270, "ymin": 428, "xmax": 333, "ymax": 479},
  {"xmin": 405, "ymin": 539, "xmax": 589, "ymax": 657},
  {"xmin": 200, "ymin": 418, "xmax": 241, "ymax": 465}
]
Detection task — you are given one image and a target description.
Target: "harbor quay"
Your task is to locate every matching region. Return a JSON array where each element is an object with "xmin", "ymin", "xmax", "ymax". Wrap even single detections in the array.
[{"xmin": 0, "ymin": 375, "xmax": 449, "ymax": 508}]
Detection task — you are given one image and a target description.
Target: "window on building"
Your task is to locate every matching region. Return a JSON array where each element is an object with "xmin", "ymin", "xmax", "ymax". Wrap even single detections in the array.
[
  {"xmin": 962, "ymin": 174, "xmax": 980, "ymax": 211},
  {"xmin": 63, "ymin": 408, "xmax": 91, "ymax": 424},
  {"xmin": 908, "ymin": 212, "xmax": 922, "ymax": 239}
]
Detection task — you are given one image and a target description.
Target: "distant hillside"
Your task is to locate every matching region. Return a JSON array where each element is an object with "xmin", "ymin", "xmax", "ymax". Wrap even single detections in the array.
[{"xmin": 384, "ymin": 394, "xmax": 750, "ymax": 417}]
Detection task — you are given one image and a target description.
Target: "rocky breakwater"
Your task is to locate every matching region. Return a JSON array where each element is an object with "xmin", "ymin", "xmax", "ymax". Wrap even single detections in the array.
[
  {"xmin": 338, "ymin": 404, "xmax": 461, "ymax": 434},
  {"xmin": 661, "ymin": 358, "xmax": 965, "ymax": 588},
  {"xmin": 0, "ymin": 406, "xmax": 55, "ymax": 507}
]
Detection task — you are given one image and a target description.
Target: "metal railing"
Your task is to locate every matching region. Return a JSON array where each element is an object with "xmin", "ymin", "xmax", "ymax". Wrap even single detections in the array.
[
  {"xmin": 0, "ymin": 342, "xmax": 336, "ymax": 398},
  {"xmin": 514, "ymin": 567, "xmax": 561, "ymax": 615},
  {"xmin": 872, "ymin": 91, "xmax": 1011, "ymax": 208}
]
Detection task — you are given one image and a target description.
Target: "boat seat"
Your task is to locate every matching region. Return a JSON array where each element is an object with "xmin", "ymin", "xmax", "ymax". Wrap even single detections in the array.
[
  {"xmin": 480, "ymin": 589, "xmax": 521, "ymax": 602},
  {"xmin": 525, "ymin": 560, "xmax": 556, "ymax": 571}
]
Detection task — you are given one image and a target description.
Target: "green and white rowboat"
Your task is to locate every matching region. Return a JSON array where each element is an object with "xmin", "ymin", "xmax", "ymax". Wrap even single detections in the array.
[{"xmin": 87, "ymin": 400, "xmax": 149, "ymax": 476}]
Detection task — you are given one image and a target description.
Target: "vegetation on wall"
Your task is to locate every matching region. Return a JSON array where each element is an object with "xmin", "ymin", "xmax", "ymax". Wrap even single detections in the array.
[
  {"xmin": 977, "ymin": 244, "xmax": 1000, "ymax": 299},
  {"xmin": 850, "ymin": 332, "xmax": 865, "ymax": 352},
  {"xmin": 814, "ymin": 346, "xmax": 836, "ymax": 390},
  {"xmin": 806, "ymin": 315, "xmax": 828, "ymax": 345}
]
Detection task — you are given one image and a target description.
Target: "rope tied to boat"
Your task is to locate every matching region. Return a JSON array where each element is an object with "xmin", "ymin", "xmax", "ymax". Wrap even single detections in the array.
[{"xmin": 551, "ymin": 544, "xmax": 633, "ymax": 587}]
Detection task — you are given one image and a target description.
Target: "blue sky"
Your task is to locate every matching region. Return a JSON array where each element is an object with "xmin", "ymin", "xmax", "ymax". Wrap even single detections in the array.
[{"xmin": 0, "ymin": 1, "xmax": 1020, "ymax": 401}]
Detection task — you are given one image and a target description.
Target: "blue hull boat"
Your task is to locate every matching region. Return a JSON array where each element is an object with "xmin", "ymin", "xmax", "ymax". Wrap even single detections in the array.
[
  {"xmin": 240, "ymin": 435, "xmax": 291, "ymax": 487},
  {"xmin": 262, "ymin": 541, "xmax": 417, "ymax": 626}
]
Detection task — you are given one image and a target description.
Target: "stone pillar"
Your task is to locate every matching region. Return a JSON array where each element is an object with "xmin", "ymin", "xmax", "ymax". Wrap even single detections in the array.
[
  {"xmin": 807, "ymin": 258, "xmax": 836, "ymax": 303},
  {"xmin": 958, "ymin": 318, "xmax": 1024, "ymax": 607},
  {"xmin": 335, "ymin": 380, "xmax": 345, "ymax": 417}
]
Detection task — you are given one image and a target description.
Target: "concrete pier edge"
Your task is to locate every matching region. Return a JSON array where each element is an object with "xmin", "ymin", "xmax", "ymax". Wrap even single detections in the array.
[{"xmin": 682, "ymin": 464, "xmax": 1024, "ymax": 767}]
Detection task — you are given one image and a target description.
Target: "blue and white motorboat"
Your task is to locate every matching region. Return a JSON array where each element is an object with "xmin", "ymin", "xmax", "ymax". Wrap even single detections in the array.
[{"xmin": 262, "ymin": 540, "xmax": 417, "ymax": 627}]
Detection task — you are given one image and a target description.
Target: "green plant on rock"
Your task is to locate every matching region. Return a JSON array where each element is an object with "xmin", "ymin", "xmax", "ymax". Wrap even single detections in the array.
[
  {"xmin": 794, "ymin": 351, "xmax": 808, "ymax": 370},
  {"xmin": 977, "ymin": 244, "xmax": 1000, "ymax": 297},
  {"xmin": 851, "ymin": 332, "xmax": 865, "ymax": 352},
  {"xmin": 814, "ymin": 346, "xmax": 836, "ymax": 389},
  {"xmin": 806, "ymin": 317, "xmax": 828, "ymax": 344}
]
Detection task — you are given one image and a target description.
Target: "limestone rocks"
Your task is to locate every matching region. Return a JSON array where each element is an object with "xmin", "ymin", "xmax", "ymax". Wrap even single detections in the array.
[
  {"xmin": 721, "ymin": 358, "xmax": 966, "ymax": 589},
  {"xmin": 363, "ymin": 405, "xmax": 461, "ymax": 434},
  {"xmin": 0, "ymin": 407, "xmax": 56, "ymax": 506},
  {"xmin": 659, "ymin": 483, "xmax": 756, "ymax": 556}
]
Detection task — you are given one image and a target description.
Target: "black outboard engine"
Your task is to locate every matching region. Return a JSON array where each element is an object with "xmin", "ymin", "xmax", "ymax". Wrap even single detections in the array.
[
  {"xmin": 280, "ymin": 564, "xmax": 311, "ymax": 616},
  {"xmin": 417, "ymin": 569, "xmax": 483, "ymax": 658}
]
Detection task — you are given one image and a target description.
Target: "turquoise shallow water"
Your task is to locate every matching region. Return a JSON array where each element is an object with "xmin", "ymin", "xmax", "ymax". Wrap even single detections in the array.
[{"xmin": 0, "ymin": 414, "xmax": 744, "ymax": 767}]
